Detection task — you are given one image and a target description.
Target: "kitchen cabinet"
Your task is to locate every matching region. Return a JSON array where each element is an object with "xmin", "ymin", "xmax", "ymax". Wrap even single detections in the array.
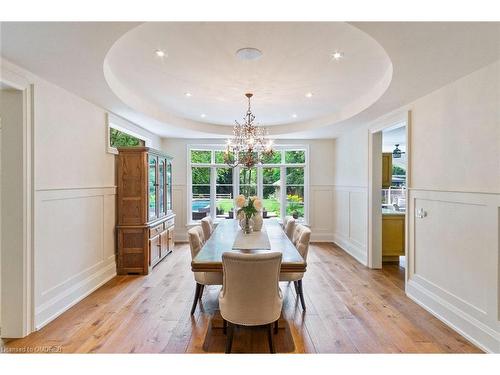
[
  {"xmin": 382, "ymin": 152, "xmax": 392, "ymax": 188},
  {"xmin": 382, "ymin": 211, "xmax": 405, "ymax": 262}
]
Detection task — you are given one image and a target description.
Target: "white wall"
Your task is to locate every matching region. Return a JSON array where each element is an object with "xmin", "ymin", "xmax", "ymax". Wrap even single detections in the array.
[
  {"xmin": 1, "ymin": 59, "xmax": 161, "ymax": 331},
  {"xmin": 161, "ymin": 138, "xmax": 336, "ymax": 242},
  {"xmin": 0, "ymin": 89, "xmax": 24, "ymax": 337},
  {"xmin": 331, "ymin": 126, "xmax": 369, "ymax": 264},
  {"xmin": 331, "ymin": 60, "xmax": 500, "ymax": 352}
]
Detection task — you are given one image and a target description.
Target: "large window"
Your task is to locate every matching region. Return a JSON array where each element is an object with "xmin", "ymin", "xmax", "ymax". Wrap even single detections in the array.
[{"xmin": 188, "ymin": 146, "xmax": 308, "ymax": 223}]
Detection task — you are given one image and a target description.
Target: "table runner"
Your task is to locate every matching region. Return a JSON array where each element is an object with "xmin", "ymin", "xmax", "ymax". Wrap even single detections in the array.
[{"xmin": 232, "ymin": 224, "xmax": 271, "ymax": 250}]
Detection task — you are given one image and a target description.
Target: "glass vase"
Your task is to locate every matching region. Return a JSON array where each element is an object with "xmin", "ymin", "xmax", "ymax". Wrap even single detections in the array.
[{"xmin": 239, "ymin": 217, "xmax": 254, "ymax": 234}]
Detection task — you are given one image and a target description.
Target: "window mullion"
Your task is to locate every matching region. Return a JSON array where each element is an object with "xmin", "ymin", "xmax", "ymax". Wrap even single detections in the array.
[
  {"xmin": 234, "ymin": 166, "xmax": 239, "ymax": 199},
  {"xmin": 210, "ymin": 166, "xmax": 216, "ymax": 219},
  {"xmin": 280, "ymin": 165, "xmax": 286, "ymax": 220},
  {"xmin": 257, "ymin": 166, "xmax": 263, "ymax": 199}
]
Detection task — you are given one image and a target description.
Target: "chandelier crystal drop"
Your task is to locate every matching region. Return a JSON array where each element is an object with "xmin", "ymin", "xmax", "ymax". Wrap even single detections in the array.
[{"xmin": 224, "ymin": 93, "xmax": 275, "ymax": 169}]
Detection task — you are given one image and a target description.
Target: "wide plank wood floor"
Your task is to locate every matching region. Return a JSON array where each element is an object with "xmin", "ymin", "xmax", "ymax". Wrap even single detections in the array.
[{"xmin": 4, "ymin": 242, "xmax": 481, "ymax": 353}]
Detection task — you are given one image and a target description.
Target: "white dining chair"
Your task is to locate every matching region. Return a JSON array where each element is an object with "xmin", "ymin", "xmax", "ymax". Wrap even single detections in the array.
[
  {"xmin": 280, "ymin": 224, "xmax": 311, "ymax": 310},
  {"xmin": 219, "ymin": 252, "xmax": 283, "ymax": 353},
  {"xmin": 188, "ymin": 226, "xmax": 223, "ymax": 315},
  {"xmin": 281, "ymin": 216, "xmax": 289, "ymax": 229},
  {"xmin": 284, "ymin": 217, "xmax": 296, "ymax": 240},
  {"xmin": 200, "ymin": 216, "xmax": 214, "ymax": 240}
]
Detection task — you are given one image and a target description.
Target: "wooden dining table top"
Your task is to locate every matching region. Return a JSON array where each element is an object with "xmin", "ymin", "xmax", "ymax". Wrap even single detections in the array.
[{"xmin": 191, "ymin": 218, "xmax": 306, "ymax": 273}]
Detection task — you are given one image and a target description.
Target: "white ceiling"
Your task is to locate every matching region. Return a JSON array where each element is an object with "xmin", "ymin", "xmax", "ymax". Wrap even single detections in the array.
[
  {"xmin": 383, "ymin": 125, "xmax": 406, "ymax": 152},
  {"xmin": 104, "ymin": 22, "xmax": 391, "ymax": 128},
  {"xmin": 1, "ymin": 22, "xmax": 499, "ymax": 138}
]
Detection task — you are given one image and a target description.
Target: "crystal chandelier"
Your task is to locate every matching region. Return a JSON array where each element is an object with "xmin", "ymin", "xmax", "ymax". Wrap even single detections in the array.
[{"xmin": 224, "ymin": 93, "xmax": 274, "ymax": 169}]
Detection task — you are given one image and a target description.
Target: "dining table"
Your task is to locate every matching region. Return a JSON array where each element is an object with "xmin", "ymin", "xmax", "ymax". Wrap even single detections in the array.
[{"xmin": 191, "ymin": 218, "xmax": 307, "ymax": 273}]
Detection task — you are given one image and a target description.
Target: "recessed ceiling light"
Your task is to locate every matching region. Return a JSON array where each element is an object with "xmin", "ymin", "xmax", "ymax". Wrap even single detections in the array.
[
  {"xmin": 331, "ymin": 51, "xmax": 344, "ymax": 61},
  {"xmin": 184, "ymin": 92, "xmax": 192, "ymax": 97},
  {"xmin": 155, "ymin": 49, "xmax": 166, "ymax": 57},
  {"xmin": 305, "ymin": 92, "xmax": 313, "ymax": 98},
  {"xmin": 200, "ymin": 113, "xmax": 206, "ymax": 118},
  {"xmin": 236, "ymin": 47, "xmax": 263, "ymax": 61},
  {"xmin": 291, "ymin": 114, "xmax": 298, "ymax": 118}
]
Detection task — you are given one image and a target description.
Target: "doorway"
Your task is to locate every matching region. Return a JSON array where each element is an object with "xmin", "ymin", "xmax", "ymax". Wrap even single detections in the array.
[
  {"xmin": 368, "ymin": 111, "xmax": 411, "ymax": 285},
  {"xmin": 0, "ymin": 71, "xmax": 35, "ymax": 339}
]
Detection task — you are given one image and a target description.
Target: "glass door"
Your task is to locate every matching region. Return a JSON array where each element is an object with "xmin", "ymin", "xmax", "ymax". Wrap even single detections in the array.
[
  {"xmin": 167, "ymin": 159, "xmax": 173, "ymax": 212},
  {"xmin": 148, "ymin": 155, "xmax": 158, "ymax": 220},
  {"xmin": 158, "ymin": 158, "xmax": 166, "ymax": 217}
]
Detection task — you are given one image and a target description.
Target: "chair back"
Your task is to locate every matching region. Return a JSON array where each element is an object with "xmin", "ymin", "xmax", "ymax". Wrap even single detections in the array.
[
  {"xmin": 188, "ymin": 226, "xmax": 205, "ymax": 259},
  {"xmin": 292, "ymin": 224, "xmax": 312, "ymax": 261},
  {"xmin": 284, "ymin": 217, "xmax": 296, "ymax": 240},
  {"xmin": 219, "ymin": 252, "xmax": 283, "ymax": 326},
  {"xmin": 200, "ymin": 216, "xmax": 214, "ymax": 240}
]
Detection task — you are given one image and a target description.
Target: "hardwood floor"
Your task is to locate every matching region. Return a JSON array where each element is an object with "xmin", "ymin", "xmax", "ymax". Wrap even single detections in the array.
[{"xmin": 4, "ymin": 243, "xmax": 481, "ymax": 353}]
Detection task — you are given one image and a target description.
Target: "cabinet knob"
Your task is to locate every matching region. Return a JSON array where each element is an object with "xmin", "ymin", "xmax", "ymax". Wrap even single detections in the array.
[{"xmin": 416, "ymin": 208, "xmax": 427, "ymax": 219}]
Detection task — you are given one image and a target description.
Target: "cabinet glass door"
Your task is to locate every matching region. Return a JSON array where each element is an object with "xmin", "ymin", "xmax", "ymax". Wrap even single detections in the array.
[
  {"xmin": 148, "ymin": 155, "xmax": 158, "ymax": 220},
  {"xmin": 159, "ymin": 158, "xmax": 166, "ymax": 216},
  {"xmin": 167, "ymin": 160, "xmax": 172, "ymax": 212}
]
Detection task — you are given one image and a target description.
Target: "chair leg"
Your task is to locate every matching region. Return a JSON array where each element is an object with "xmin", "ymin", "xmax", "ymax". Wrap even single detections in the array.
[
  {"xmin": 190, "ymin": 283, "xmax": 202, "ymax": 315},
  {"xmin": 199, "ymin": 285, "xmax": 205, "ymax": 301},
  {"xmin": 267, "ymin": 323, "xmax": 276, "ymax": 353},
  {"xmin": 274, "ymin": 319, "xmax": 279, "ymax": 334},
  {"xmin": 297, "ymin": 280, "xmax": 306, "ymax": 311},
  {"xmin": 225, "ymin": 323, "xmax": 234, "ymax": 354},
  {"xmin": 293, "ymin": 281, "xmax": 299, "ymax": 294},
  {"xmin": 223, "ymin": 319, "xmax": 227, "ymax": 335}
]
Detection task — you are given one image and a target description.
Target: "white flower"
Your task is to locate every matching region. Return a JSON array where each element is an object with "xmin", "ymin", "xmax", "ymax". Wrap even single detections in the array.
[
  {"xmin": 235, "ymin": 194, "xmax": 246, "ymax": 208},
  {"xmin": 253, "ymin": 198, "xmax": 263, "ymax": 211}
]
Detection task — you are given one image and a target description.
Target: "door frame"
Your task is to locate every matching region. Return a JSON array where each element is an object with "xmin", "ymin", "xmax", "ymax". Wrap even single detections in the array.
[
  {"xmin": 367, "ymin": 110, "xmax": 411, "ymax": 279},
  {"xmin": 0, "ymin": 62, "xmax": 35, "ymax": 337}
]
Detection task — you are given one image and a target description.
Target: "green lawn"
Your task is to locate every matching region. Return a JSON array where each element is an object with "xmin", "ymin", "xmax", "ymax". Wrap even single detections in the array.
[
  {"xmin": 216, "ymin": 198, "xmax": 281, "ymax": 216},
  {"xmin": 216, "ymin": 198, "xmax": 304, "ymax": 218}
]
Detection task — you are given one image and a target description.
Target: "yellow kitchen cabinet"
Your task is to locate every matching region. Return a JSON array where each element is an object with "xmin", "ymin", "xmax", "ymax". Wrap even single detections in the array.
[
  {"xmin": 382, "ymin": 213, "xmax": 405, "ymax": 262},
  {"xmin": 382, "ymin": 152, "xmax": 392, "ymax": 188}
]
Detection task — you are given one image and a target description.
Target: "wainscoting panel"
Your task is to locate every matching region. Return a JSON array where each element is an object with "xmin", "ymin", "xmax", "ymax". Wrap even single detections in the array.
[
  {"xmin": 309, "ymin": 186, "xmax": 334, "ymax": 242},
  {"xmin": 407, "ymin": 188, "xmax": 500, "ymax": 353},
  {"xmin": 332, "ymin": 186, "xmax": 368, "ymax": 265},
  {"xmin": 172, "ymin": 185, "xmax": 188, "ymax": 242},
  {"xmin": 34, "ymin": 187, "xmax": 117, "ymax": 329}
]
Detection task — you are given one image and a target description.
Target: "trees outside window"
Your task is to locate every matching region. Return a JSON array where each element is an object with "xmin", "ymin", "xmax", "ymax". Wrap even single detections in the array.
[
  {"xmin": 188, "ymin": 147, "xmax": 307, "ymax": 223},
  {"xmin": 110, "ymin": 128, "xmax": 145, "ymax": 148}
]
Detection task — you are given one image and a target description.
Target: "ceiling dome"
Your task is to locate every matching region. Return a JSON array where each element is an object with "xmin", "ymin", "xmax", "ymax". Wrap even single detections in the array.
[{"xmin": 103, "ymin": 22, "xmax": 392, "ymax": 136}]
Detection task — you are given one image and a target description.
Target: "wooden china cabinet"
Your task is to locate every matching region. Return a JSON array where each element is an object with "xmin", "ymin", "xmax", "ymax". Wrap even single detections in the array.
[{"xmin": 116, "ymin": 147, "xmax": 175, "ymax": 275}]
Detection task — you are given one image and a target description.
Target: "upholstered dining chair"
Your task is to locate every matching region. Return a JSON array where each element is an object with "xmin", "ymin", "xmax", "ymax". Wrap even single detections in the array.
[
  {"xmin": 200, "ymin": 216, "xmax": 214, "ymax": 241},
  {"xmin": 280, "ymin": 224, "xmax": 311, "ymax": 311},
  {"xmin": 188, "ymin": 226, "xmax": 223, "ymax": 315},
  {"xmin": 282, "ymin": 216, "xmax": 289, "ymax": 229},
  {"xmin": 284, "ymin": 217, "xmax": 296, "ymax": 241},
  {"xmin": 219, "ymin": 252, "xmax": 283, "ymax": 354}
]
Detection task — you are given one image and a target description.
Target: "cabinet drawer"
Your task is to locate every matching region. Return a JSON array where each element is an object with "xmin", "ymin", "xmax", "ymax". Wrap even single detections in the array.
[
  {"xmin": 164, "ymin": 217, "xmax": 175, "ymax": 229},
  {"xmin": 149, "ymin": 223, "xmax": 164, "ymax": 238}
]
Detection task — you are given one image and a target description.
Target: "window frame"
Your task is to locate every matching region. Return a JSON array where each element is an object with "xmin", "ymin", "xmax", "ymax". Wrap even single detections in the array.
[
  {"xmin": 106, "ymin": 113, "xmax": 151, "ymax": 155},
  {"xmin": 186, "ymin": 144, "xmax": 309, "ymax": 226}
]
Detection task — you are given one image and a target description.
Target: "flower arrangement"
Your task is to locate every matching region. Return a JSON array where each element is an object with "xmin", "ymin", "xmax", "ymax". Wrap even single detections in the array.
[{"xmin": 235, "ymin": 195, "xmax": 263, "ymax": 233}]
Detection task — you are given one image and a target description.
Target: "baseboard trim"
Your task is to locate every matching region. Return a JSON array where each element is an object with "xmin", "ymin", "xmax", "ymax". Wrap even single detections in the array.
[
  {"xmin": 406, "ymin": 279, "xmax": 499, "ymax": 353},
  {"xmin": 35, "ymin": 261, "xmax": 117, "ymax": 330},
  {"xmin": 174, "ymin": 231, "xmax": 188, "ymax": 243},
  {"xmin": 310, "ymin": 232, "xmax": 334, "ymax": 242},
  {"xmin": 332, "ymin": 234, "xmax": 367, "ymax": 266}
]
